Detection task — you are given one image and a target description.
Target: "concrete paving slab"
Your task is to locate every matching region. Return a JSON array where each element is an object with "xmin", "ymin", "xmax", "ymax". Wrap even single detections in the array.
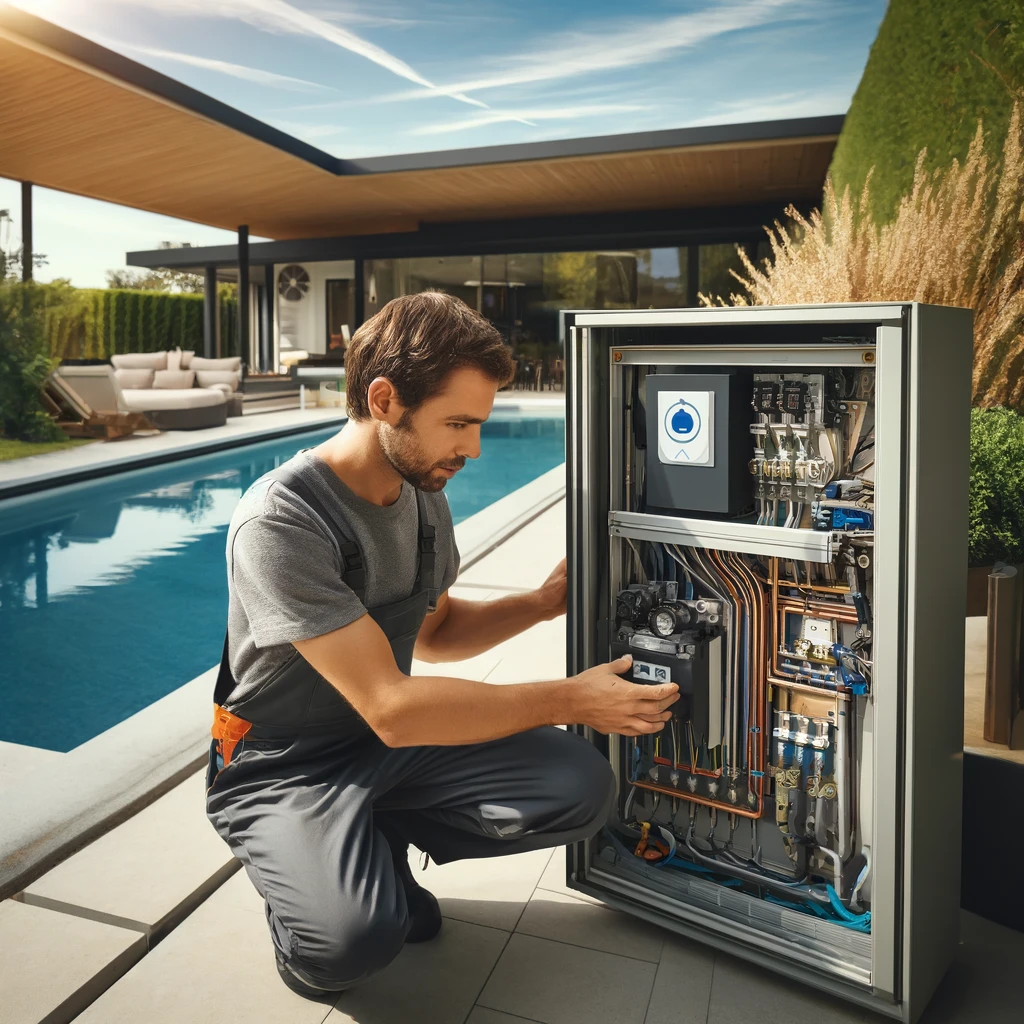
[
  {"xmin": 408, "ymin": 847, "xmax": 553, "ymax": 932},
  {"xmin": 706, "ymin": 955, "xmax": 876, "ymax": 1024},
  {"xmin": 20, "ymin": 769, "xmax": 236, "ymax": 940},
  {"xmin": 326, "ymin": 918, "xmax": 510, "ymax": 1024},
  {"xmin": 0, "ymin": 740, "xmax": 63, "ymax": 790},
  {"xmin": 484, "ymin": 614, "xmax": 567, "ymax": 684},
  {"xmin": 915, "ymin": 911, "xmax": 1024, "ymax": 1024},
  {"xmin": 457, "ymin": 502, "xmax": 566, "ymax": 591},
  {"xmin": 515, "ymin": 888, "xmax": 665, "ymax": 963},
  {"xmin": 0, "ymin": 898, "xmax": 145, "ymax": 1024},
  {"xmin": 467, "ymin": 1009, "xmax": 545, "ymax": 1024},
  {"xmin": 72, "ymin": 878, "xmax": 334, "ymax": 1024},
  {"xmin": 536, "ymin": 847, "xmax": 604, "ymax": 907},
  {"xmin": 478, "ymin": 932, "xmax": 656, "ymax": 1024},
  {"xmin": 643, "ymin": 934, "xmax": 715, "ymax": 1024}
]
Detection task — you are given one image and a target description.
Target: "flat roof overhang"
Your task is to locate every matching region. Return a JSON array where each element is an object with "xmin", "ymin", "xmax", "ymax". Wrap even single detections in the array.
[{"xmin": 0, "ymin": 7, "xmax": 843, "ymax": 242}]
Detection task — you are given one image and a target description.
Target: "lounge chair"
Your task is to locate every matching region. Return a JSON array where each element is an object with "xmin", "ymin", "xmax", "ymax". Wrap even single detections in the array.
[
  {"xmin": 56, "ymin": 365, "xmax": 228, "ymax": 431},
  {"xmin": 46, "ymin": 372, "xmax": 152, "ymax": 440}
]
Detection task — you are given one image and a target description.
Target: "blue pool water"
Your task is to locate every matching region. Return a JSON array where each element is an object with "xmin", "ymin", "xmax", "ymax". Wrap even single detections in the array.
[{"xmin": 0, "ymin": 411, "xmax": 564, "ymax": 751}]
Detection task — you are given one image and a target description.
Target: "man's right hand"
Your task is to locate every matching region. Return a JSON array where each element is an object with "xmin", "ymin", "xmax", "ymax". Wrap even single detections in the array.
[{"xmin": 570, "ymin": 653, "xmax": 679, "ymax": 736}]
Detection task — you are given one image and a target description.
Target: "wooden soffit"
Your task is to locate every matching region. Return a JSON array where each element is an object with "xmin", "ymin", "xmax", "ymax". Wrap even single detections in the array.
[{"xmin": 0, "ymin": 8, "xmax": 841, "ymax": 240}]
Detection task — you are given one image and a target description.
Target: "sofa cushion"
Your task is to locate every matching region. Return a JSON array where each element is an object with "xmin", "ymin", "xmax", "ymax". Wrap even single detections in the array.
[
  {"xmin": 190, "ymin": 356, "xmax": 241, "ymax": 372},
  {"xmin": 111, "ymin": 352, "xmax": 167, "ymax": 371},
  {"xmin": 181, "ymin": 350, "xmax": 195, "ymax": 369},
  {"xmin": 120, "ymin": 388, "xmax": 225, "ymax": 413},
  {"xmin": 114, "ymin": 367, "xmax": 155, "ymax": 390},
  {"xmin": 195, "ymin": 369, "xmax": 240, "ymax": 392},
  {"xmin": 153, "ymin": 369, "xmax": 196, "ymax": 389},
  {"xmin": 166, "ymin": 348, "xmax": 183, "ymax": 372}
]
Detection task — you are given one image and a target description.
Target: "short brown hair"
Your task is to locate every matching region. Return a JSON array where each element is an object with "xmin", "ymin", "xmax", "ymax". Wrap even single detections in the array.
[{"xmin": 344, "ymin": 291, "xmax": 515, "ymax": 421}]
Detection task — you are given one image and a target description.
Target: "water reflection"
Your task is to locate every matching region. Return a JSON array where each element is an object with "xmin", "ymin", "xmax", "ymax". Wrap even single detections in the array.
[{"xmin": 0, "ymin": 452, "xmax": 282, "ymax": 613}]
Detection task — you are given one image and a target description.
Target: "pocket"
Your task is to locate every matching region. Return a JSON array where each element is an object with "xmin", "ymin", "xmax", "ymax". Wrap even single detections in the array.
[{"xmin": 204, "ymin": 739, "xmax": 224, "ymax": 794}]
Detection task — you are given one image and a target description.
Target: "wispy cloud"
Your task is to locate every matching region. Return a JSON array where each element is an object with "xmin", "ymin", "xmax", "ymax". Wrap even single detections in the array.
[
  {"xmin": 305, "ymin": 1, "xmax": 422, "ymax": 31},
  {"xmin": 388, "ymin": 0, "xmax": 805, "ymax": 101},
  {"xmin": 36, "ymin": 0, "xmax": 491, "ymax": 108},
  {"xmin": 411, "ymin": 102, "xmax": 651, "ymax": 136},
  {"xmin": 100, "ymin": 39, "xmax": 335, "ymax": 92}
]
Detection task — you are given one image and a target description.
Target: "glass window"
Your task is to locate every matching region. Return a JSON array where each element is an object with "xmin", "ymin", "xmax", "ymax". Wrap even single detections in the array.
[
  {"xmin": 364, "ymin": 242, "xmax": 756, "ymax": 386},
  {"xmin": 699, "ymin": 243, "xmax": 750, "ymax": 302},
  {"xmin": 325, "ymin": 279, "xmax": 353, "ymax": 356}
]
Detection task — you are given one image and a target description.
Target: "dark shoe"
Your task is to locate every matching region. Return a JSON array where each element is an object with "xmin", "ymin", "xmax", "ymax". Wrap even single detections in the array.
[
  {"xmin": 384, "ymin": 831, "xmax": 442, "ymax": 943},
  {"xmin": 275, "ymin": 952, "xmax": 341, "ymax": 1000}
]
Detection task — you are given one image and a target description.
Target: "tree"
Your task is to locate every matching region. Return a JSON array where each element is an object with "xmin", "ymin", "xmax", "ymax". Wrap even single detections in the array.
[
  {"xmin": 104, "ymin": 267, "xmax": 204, "ymax": 293},
  {"xmin": 0, "ymin": 281, "xmax": 64, "ymax": 442},
  {"xmin": 0, "ymin": 209, "xmax": 48, "ymax": 281}
]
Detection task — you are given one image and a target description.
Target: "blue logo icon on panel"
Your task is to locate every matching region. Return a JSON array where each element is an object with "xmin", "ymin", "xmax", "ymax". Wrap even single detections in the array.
[
  {"xmin": 663, "ymin": 400, "xmax": 702, "ymax": 456},
  {"xmin": 657, "ymin": 390, "xmax": 714, "ymax": 466}
]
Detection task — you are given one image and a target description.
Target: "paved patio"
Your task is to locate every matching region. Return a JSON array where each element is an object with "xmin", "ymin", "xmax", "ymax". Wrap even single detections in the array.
[{"xmin": 2, "ymin": 497, "xmax": 1022, "ymax": 1024}]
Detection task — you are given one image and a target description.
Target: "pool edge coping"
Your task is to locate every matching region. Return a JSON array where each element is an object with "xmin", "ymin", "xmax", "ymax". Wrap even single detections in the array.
[{"xmin": 0, "ymin": 415, "xmax": 349, "ymax": 501}]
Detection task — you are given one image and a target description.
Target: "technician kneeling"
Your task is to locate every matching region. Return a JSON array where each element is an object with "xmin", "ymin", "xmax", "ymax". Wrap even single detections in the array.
[{"xmin": 206, "ymin": 292, "xmax": 678, "ymax": 998}]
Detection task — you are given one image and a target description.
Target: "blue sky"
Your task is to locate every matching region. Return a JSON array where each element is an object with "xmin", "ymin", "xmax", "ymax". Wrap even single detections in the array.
[{"xmin": 2, "ymin": 0, "xmax": 888, "ymax": 286}]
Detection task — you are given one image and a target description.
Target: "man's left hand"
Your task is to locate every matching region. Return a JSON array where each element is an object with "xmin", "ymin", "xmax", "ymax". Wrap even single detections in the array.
[{"xmin": 535, "ymin": 558, "xmax": 567, "ymax": 620}]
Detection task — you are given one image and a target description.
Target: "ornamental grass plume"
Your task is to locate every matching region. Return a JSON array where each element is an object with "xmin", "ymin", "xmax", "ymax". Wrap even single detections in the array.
[{"xmin": 702, "ymin": 102, "xmax": 1024, "ymax": 409}]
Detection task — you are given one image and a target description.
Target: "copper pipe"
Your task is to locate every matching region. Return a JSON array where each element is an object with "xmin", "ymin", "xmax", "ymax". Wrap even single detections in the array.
[
  {"xmin": 630, "ymin": 779, "xmax": 761, "ymax": 820},
  {"xmin": 706, "ymin": 549, "xmax": 744, "ymax": 775},
  {"xmin": 777, "ymin": 598, "xmax": 860, "ymax": 624},
  {"xmin": 729, "ymin": 553, "xmax": 769, "ymax": 806},
  {"xmin": 768, "ymin": 675, "xmax": 852, "ymax": 701}
]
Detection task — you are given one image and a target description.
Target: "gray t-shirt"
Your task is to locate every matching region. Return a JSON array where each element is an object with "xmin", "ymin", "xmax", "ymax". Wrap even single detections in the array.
[{"xmin": 224, "ymin": 449, "xmax": 460, "ymax": 705}]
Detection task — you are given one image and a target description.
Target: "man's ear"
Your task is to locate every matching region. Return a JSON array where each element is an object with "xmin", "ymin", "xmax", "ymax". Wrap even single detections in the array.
[{"xmin": 366, "ymin": 377, "xmax": 403, "ymax": 423}]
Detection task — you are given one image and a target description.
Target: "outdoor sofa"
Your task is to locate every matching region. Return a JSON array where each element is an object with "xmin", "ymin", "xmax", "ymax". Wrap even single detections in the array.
[
  {"xmin": 110, "ymin": 350, "xmax": 244, "ymax": 419},
  {"xmin": 57, "ymin": 360, "xmax": 230, "ymax": 431}
]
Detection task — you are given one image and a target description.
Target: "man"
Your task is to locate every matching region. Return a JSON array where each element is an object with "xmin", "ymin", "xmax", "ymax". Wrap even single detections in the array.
[{"xmin": 206, "ymin": 291, "xmax": 678, "ymax": 998}]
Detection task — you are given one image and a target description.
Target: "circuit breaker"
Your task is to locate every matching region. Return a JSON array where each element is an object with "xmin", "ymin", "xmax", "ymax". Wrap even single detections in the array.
[{"xmin": 564, "ymin": 303, "xmax": 971, "ymax": 1024}]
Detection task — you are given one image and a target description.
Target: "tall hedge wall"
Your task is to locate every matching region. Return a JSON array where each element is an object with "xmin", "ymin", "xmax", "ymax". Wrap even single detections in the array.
[
  {"xmin": 829, "ymin": 0, "xmax": 1024, "ymax": 224},
  {"xmin": 39, "ymin": 284, "xmax": 239, "ymax": 361}
]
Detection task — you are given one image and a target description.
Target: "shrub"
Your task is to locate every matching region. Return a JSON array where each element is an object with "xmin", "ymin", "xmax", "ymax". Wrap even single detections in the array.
[
  {"xmin": 969, "ymin": 407, "xmax": 1024, "ymax": 567},
  {"xmin": 702, "ymin": 102, "xmax": 1024, "ymax": 410},
  {"xmin": 0, "ymin": 282, "xmax": 64, "ymax": 442}
]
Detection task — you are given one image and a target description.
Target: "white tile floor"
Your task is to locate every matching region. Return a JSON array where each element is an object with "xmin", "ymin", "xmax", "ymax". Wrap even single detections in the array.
[{"xmin": 3, "ymin": 492, "xmax": 1022, "ymax": 1024}]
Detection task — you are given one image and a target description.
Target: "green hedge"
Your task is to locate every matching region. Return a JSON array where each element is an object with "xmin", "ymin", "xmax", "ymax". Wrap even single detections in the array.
[
  {"xmin": 35, "ymin": 282, "xmax": 239, "ymax": 360},
  {"xmin": 969, "ymin": 407, "xmax": 1024, "ymax": 567},
  {"xmin": 829, "ymin": 0, "xmax": 1024, "ymax": 224}
]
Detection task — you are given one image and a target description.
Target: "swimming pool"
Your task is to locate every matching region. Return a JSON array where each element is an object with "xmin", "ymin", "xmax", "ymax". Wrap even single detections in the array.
[{"xmin": 0, "ymin": 411, "xmax": 564, "ymax": 751}]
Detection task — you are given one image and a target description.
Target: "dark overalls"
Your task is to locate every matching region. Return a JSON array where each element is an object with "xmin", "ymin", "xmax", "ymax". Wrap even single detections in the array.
[{"xmin": 205, "ymin": 462, "xmax": 615, "ymax": 992}]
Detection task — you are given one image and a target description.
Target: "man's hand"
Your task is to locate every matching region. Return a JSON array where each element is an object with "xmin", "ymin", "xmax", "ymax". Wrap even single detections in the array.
[
  {"xmin": 534, "ymin": 557, "xmax": 567, "ymax": 621},
  {"xmin": 570, "ymin": 653, "xmax": 679, "ymax": 736}
]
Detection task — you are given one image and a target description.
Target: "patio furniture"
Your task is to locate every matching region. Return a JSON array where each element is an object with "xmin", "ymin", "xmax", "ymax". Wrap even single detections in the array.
[
  {"xmin": 110, "ymin": 351, "xmax": 244, "ymax": 418},
  {"xmin": 45, "ymin": 372, "xmax": 153, "ymax": 440},
  {"xmin": 57, "ymin": 365, "xmax": 227, "ymax": 431}
]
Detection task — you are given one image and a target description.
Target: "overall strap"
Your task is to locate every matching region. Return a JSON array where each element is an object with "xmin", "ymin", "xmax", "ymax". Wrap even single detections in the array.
[
  {"xmin": 415, "ymin": 489, "xmax": 439, "ymax": 612},
  {"xmin": 273, "ymin": 464, "xmax": 366, "ymax": 601}
]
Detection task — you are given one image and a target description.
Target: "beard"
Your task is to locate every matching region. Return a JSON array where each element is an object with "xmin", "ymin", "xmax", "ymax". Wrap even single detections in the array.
[{"xmin": 377, "ymin": 418, "xmax": 465, "ymax": 492}]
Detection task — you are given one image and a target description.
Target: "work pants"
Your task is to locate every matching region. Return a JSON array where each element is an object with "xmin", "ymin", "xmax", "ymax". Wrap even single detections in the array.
[{"xmin": 206, "ymin": 726, "xmax": 615, "ymax": 991}]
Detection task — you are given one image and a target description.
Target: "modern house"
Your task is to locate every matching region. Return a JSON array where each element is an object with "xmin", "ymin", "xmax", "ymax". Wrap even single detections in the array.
[{"xmin": 1, "ymin": 6, "xmax": 842, "ymax": 382}]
